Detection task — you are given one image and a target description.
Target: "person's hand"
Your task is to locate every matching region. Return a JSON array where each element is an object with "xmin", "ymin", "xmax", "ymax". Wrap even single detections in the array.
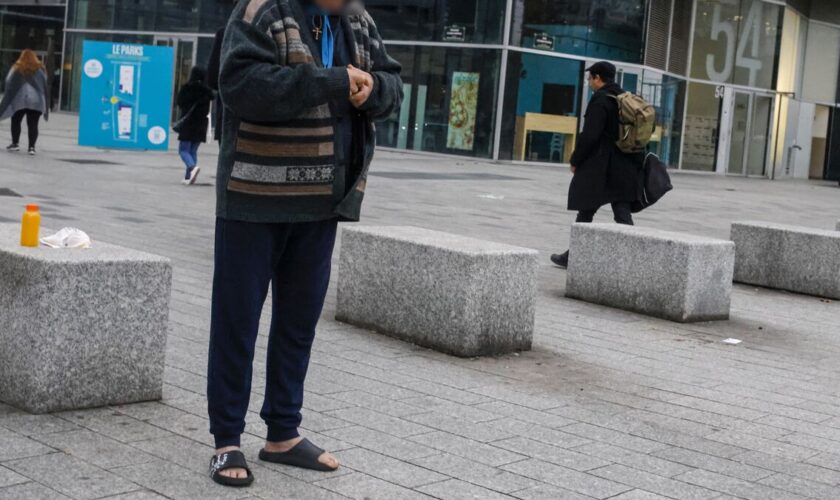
[
  {"xmin": 346, "ymin": 66, "xmax": 366, "ymax": 95},
  {"xmin": 347, "ymin": 65, "xmax": 374, "ymax": 108},
  {"xmin": 570, "ymin": 165, "xmax": 577, "ymax": 174}
]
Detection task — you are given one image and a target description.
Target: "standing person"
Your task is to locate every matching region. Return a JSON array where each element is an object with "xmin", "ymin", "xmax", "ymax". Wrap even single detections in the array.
[
  {"xmin": 0, "ymin": 49, "xmax": 49, "ymax": 155},
  {"xmin": 175, "ymin": 66, "xmax": 214, "ymax": 185},
  {"xmin": 206, "ymin": 0, "xmax": 402, "ymax": 487},
  {"xmin": 551, "ymin": 61, "xmax": 643, "ymax": 269}
]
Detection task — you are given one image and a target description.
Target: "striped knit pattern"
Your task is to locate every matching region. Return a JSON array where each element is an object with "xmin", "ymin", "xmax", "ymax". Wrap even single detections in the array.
[{"xmin": 229, "ymin": 0, "xmax": 372, "ymax": 197}]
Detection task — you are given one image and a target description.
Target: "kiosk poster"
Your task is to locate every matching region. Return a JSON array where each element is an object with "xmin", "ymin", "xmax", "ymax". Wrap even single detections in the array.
[
  {"xmin": 78, "ymin": 41, "xmax": 174, "ymax": 150},
  {"xmin": 446, "ymin": 72, "xmax": 480, "ymax": 151}
]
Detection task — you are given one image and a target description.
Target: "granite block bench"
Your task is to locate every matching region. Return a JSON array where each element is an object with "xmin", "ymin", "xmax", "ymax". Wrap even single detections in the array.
[
  {"xmin": 336, "ymin": 226, "xmax": 538, "ymax": 357},
  {"xmin": 0, "ymin": 224, "xmax": 172, "ymax": 413},
  {"xmin": 565, "ymin": 224, "xmax": 735, "ymax": 322},
  {"xmin": 731, "ymin": 221, "xmax": 840, "ymax": 299}
]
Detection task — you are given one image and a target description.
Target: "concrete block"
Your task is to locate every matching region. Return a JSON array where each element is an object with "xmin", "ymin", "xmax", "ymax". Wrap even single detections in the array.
[
  {"xmin": 336, "ymin": 226, "xmax": 538, "ymax": 357},
  {"xmin": 731, "ymin": 221, "xmax": 840, "ymax": 299},
  {"xmin": 565, "ymin": 224, "xmax": 734, "ymax": 322},
  {"xmin": 0, "ymin": 224, "xmax": 172, "ymax": 413}
]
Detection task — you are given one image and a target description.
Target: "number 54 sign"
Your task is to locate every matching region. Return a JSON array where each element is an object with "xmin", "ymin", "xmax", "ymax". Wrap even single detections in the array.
[{"xmin": 705, "ymin": 0, "xmax": 766, "ymax": 87}]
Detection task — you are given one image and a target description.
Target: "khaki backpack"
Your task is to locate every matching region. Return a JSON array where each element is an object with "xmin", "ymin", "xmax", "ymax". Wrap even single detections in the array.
[{"xmin": 609, "ymin": 93, "xmax": 656, "ymax": 154}]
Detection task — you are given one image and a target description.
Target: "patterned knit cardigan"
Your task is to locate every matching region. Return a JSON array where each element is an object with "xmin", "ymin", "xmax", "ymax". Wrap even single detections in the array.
[{"xmin": 216, "ymin": 0, "xmax": 403, "ymax": 223}]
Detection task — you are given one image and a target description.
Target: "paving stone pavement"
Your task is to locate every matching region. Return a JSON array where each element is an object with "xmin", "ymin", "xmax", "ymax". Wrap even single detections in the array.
[{"xmin": 0, "ymin": 113, "xmax": 839, "ymax": 499}]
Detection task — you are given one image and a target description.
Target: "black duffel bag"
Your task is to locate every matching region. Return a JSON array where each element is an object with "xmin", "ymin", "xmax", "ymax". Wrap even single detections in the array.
[{"xmin": 632, "ymin": 152, "xmax": 673, "ymax": 212}]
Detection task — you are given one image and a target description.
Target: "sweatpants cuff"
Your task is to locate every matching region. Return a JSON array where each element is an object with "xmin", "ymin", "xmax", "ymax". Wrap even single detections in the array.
[
  {"xmin": 266, "ymin": 426, "xmax": 300, "ymax": 443},
  {"xmin": 214, "ymin": 435, "xmax": 242, "ymax": 449}
]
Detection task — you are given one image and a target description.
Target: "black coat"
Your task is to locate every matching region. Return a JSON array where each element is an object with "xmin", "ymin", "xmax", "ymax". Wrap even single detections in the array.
[
  {"xmin": 176, "ymin": 81, "xmax": 214, "ymax": 143},
  {"xmin": 568, "ymin": 82, "xmax": 644, "ymax": 212},
  {"xmin": 207, "ymin": 27, "xmax": 225, "ymax": 142}
]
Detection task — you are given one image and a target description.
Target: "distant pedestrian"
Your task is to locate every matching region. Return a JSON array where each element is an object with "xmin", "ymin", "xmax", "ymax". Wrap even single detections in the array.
[
  {"xmin": 205, "ymin": 0, "xmax": 402, "ymax": 487},
  {"xmin": 0, "ymin": 49, "xmax": 49, "ymax": 156},
  {"xmin": 174, "ymin": 66, "xmax": 214, "ymax": 185},
  {"xmin": 551, "ymin": 61, "xmax": 645, "ymax": 269}
]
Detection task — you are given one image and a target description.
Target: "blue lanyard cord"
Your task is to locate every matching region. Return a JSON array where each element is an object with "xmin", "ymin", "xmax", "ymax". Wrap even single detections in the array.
[{"xmin": 321, "ymin": 15, "xmax": 334, "ymax": 69}]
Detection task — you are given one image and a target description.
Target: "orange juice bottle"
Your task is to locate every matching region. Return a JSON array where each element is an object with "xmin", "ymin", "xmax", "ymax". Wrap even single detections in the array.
[{"xmin": 20, "ymin": 204, "xmax": 41, "ymax": 247}]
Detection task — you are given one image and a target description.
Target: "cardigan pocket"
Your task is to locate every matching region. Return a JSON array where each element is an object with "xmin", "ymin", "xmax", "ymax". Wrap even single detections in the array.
[{"xmin": 227, "ymin": 106, "xmax": 338, "ymax": 197}]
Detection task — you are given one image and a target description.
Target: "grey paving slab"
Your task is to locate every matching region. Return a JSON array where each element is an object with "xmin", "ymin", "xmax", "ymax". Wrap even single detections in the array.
[
  {"xmin": 0, "ymin": 465, "xmax": 27, "ymax": 488},
  {"xmin": 5, "ymin": 452, "xmax": 139, "ymax": 500},
  {"xmin": 491, "ymin": 436, "xmax": 609, "ymax": 471},
  {"xmin": 0, "ymin": 413, "xmax": 81, "ymax": 437},
  {"xmin": 501, "ymin": 459, "xmax": 632, "ymax": 499},
  {"xmin": 588, "ymin": 463, "xmax": 719, "ymax": 500},
  {"xmin": 0, "ymin": 427, "xmax": 55, "ymax": 462},
  {"xmin": 36, "ymin": 429, "xmax": 157, "ymax": 470},
  {"xmin": 104, "ymin": 492, "xmax": 171, "ymax": 500},
  {"xmin": 409, "ymin": 431, "xmax": 527, "ymax": 467},
  {"xmin": 410, "ymin": 453, "xmax": 538, "ymax": 494},
  {"xmin": 323, "ymin": 425, "xmax": 439, "ymax": 462},
  {"xmin": 0, "ymin": 482, "xmax": 72, "ymax": 500},
  {"xmin": 110, "ymin": 459, "xmax": 248, "ymax": 500},
  {"xmin": 652, "ymin": 447, "xmax": 773, "ymax": 481},
  {"xmin": 570, "ymin": 442, "xmax": 692, "ymax": 478},
  {"xmin": 675, "ymin": 469, "xmax": 808, "ymax": 500},
  {"xmin": 417, "ymin": 478, "xmax": 514, "ymax": 500},
  {"xmin": 509, "ymin": 484, "xmax": 594, "ymax": 500},
  {"xmin": 758, "ymin": 472, "xmax": 840, "ymax": 499},
  {"xmin": 239, "ymin": 463, "xmax": 347, "ymax": 500},
  {"xmin": 315, "ymin": 472, "xmax": 433, "ymax": 499},
  {"xmin": 334, "ymin": 447, "xmax": 448, "ymax": 488},
  {"xmin": 2, "ymin": 113, "xmax": 840, "ymax": 498},
  {"xmin": 606, "ymin": 491, "xmax": 672, "ymax": 500},
  {"xmin": 55, "ymin": 408, "xmax": 172, "ymax": 444}
]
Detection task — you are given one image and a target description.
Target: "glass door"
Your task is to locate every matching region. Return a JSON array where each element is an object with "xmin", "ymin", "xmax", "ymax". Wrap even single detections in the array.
[
  {"xmin": 723, "ymin": 89, "xmax": 774, "ymax": 176},
  {"xmin": 154, "ymin": 36, "xmax": 197, "ymax": 120},
  {"xmin": 746, "ymin": 94, "xmax": 773, "ymax": 176},
  {"xmin": 727, "ymin": 92, "xmax": 750, "ymax": 175}
]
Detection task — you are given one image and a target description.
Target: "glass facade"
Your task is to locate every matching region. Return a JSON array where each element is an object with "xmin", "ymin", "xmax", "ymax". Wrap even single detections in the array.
[
  {"xmin": 691, "ymin": 0, "xmax": 783, "ymax": 89},
  {"xmin": 0, "ymin": 0, "xmax": 835, "ymax": 179},
  {"xmin": 377, "ymin": 45, "xmax": 501, "ymax": 158},
  {"xmin": 0, "ymin": 4, "xmax": 64, "ymax": 105},
  {"xmin": 366, "ymin": 0, "xmax": 506, "ymax": 44},
  {"xmin": 67, "ymin": 0, "xmax": 230, "ymax": 34},
  {"xmin": 511, "ymin": 0, "xmax": 647, "ymax": 63}
]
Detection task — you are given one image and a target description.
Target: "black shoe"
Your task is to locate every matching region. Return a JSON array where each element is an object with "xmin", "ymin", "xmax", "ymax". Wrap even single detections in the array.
[
  {"xmin": 6, "ymin": 144, "xmax": 19, "ymax": 152},
  {"xmin": 28, "ymin": 147, "xmax": 35, "ymax": 156},
  {"xmin": 550, "ymin": 251, "xmax": 569, "ymax": 269}
]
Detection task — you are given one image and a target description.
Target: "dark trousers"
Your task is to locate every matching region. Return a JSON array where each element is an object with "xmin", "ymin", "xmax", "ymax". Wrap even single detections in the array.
[
  {"xmin": 11, "ymin": 109, "xmax": 42, "ymax": 148},
  {"xmin": 576, "ymin": 202, "xmax": 634, "ymax": 225},
  {"xmin": 207, "ymin": 217, "xmax": 338, "ymax": 449}
]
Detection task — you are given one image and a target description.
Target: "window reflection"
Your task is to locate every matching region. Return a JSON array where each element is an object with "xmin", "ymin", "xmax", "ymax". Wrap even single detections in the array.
[
  {"xmin": 511, "ymin": 0, "xmax": 646, "ymax": 63},
  {"xmin": 377, "ymin": 45, "xmax": 500, "ymax": 158},
  {"xmin": 67, "ymin": 0, "xmax": 230, "ymax": 33},
  {"xmin": 365, "ymin": 0, "xmax": 506, "ymax": 44},
  {"xmin": 499, "ymin": 52, "xmax": 585, "ymax": 163}
]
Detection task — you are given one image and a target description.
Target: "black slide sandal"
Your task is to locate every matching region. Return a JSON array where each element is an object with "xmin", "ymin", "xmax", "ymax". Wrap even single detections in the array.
[
  {"xmin": 259, "ymin": 438, "xmax": 338, "ymax": 472},
  {"xmin": 209, "ymin": 450, "xmax": 255, "ymax": 487}
]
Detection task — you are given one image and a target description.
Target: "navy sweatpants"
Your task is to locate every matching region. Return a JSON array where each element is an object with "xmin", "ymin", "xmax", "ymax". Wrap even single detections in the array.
[{"xmin": 207, "ymin": 217, "xmax": 338, "ymax": 449}]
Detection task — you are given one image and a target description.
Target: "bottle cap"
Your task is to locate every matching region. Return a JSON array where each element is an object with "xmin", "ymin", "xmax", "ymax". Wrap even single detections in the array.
[{"xmin": 25, "ymin": 204, "xmax": 39, "ymax": 212}]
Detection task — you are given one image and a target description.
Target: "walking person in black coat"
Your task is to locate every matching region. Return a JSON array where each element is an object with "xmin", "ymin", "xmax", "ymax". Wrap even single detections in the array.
[
  {"xmin": 175, "ymin": 66, "xmax": 214, "ymax": 185},
  {"xmin": 551, "ymin": 61, "xmax": 644, "ymax": 268}
]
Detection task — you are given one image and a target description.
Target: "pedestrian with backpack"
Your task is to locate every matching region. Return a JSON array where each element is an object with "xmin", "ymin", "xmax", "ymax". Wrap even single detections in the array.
[{"xmin": 551, "ymin": 61, "xmax": 654, "ymax": 269}]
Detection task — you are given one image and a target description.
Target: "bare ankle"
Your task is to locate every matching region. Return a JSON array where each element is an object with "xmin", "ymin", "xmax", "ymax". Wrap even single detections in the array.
[{"xmin": 264, "ymin": 436, "xmax": 302, "ymax": 452}]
